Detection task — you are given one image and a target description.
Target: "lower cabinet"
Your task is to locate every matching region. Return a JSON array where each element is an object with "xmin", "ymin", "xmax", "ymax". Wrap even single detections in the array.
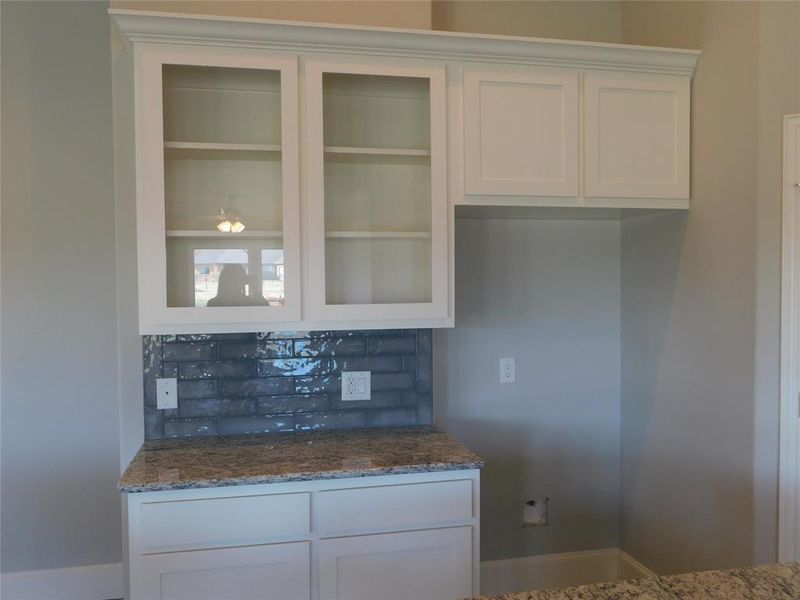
[
  {"xmin": 127, "ymin": 470, "xmax": 480, "ymax": 600},
  {"xmin": 135, "ymin": 543, "xmax": 310, "ymax": 600},
  {"xmin": 318, "ymin": 528, "xmax": 472, "ymax": 600}
]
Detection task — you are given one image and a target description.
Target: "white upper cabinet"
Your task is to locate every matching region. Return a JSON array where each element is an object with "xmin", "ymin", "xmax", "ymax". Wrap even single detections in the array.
[
  {"xmin": 461, "ymin": 68, "xmax": 692, "ymax": 207},
  {"xmin": 584, "ymin": 73, "xmax": 690, "ymax": 200},
  {"xmin": 464, "ymin": 67, "xmax": 579, "ymax": 197},
  {"xmin": 303, "ymin": 58, "xmax": 449, "ymax": 323},
  {"xmin": 135, "ymin": 45, "xmax": 302, "ymax": 333},
  {"xmin": 114, "ymin": 10, "xmax": 698, "ymax": 333}
]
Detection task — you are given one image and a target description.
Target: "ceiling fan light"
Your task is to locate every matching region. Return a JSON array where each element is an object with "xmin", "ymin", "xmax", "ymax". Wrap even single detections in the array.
[
  {"xmin": 230, "ymin": 220, "xmax": 246, "ymax": 233},
  {"xmin": 216, "ymin": 220, "xmax": 232, "ymax": 233}
]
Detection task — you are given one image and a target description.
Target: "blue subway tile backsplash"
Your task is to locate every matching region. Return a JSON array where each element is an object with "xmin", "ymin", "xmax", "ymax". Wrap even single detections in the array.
[{"xmin": 143, "ymin": 330, "xmax": 433, "ymax": 439}]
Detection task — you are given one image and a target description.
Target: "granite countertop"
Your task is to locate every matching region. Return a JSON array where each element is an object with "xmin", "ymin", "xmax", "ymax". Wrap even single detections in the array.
[
  {"xmin": 473, "ymin": 562, "xmax": 800, "ymax": 600},
  {"xmin": 119, "ymin": 426, "xmax": 483, "ymax": 493}
]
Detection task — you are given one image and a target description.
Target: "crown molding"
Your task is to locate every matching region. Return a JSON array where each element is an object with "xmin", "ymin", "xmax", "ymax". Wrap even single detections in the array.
[{"xmin": 109, "ymin": 9, "xmax": 700, "ymax": 77}]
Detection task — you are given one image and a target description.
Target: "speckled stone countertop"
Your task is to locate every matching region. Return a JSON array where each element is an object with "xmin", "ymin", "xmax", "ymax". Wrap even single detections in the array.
[
  {"xmin": 119, "ymin": 426, "xmax": 483, "ymax": 493},
  {"xmin": 473, "ymin": 562, "xmax": 800, "ymax": 600}
]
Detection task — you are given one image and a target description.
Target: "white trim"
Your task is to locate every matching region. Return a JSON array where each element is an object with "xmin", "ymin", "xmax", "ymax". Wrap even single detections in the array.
[
  {"xmin": 479, "ymin": 548, "xmax": 655, "ymax": 597},
  {"xmin": 617, "ymin": 549, "xmax": 657, "ymax": 581},
  {"xmin": 779, "ymin": 114, "xmax": 800, "ymax": 562},
  {"xmin": 0, "ymin": 563, "xmax": 124, "ymax": 600},
  {"xmin": 109, "ymin": 9, "xmax": 699, "ymax": 77}
]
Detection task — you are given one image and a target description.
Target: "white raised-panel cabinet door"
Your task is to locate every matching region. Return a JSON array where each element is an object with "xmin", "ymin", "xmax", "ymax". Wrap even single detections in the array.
[
  {"xmin": 304, "ymin": 56, "xmax": 449, "ymax": 323},
  {"xmin": 464, "ymin": 67, "xmax": 579, "ymax": 197},
  {"xmin": 135, "ymin": 44, "xmax": 302, "ymax": 333},
  {"xmin": 134, "ymin": 542, "xmax": 310, "ymax": 600},
  {"xmin": 584, "ymin": 73, "xmax": 690, "ymax": 199},
  {"xmin": 318, "ymin": 527, "xmax": 472, "ymax": 600}
]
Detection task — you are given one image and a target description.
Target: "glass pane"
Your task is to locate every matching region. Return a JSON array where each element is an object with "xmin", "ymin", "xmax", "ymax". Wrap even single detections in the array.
[
  {"xmin": 322, "ymin": 73, "xmax": 432, "ymax": 305},
  {"xmin": 162, "ymin": 64, "xmax": 284, "ymax": 308}
]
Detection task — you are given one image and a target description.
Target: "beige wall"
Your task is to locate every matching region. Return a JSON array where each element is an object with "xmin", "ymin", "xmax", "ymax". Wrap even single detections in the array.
[
  {"xmin": 433, "ymin": 0, "xmax": 621, "ymax": 42},
  {"xmin": 111, "ymin": 0, "xmax": 433, "ymax": 29},
  {"xmin": 111, "ymin": 0, "xmax": 624, "ymax": 41},
  {"xmin": 619, "ymin": 0, "xmax": 799, "ymax": 574}
]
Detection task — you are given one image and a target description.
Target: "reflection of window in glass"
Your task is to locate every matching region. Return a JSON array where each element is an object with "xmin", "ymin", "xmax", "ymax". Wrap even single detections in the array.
[
  {"xmin": 193, "ymin": 249, "xmax": 249, "ymax": 307},
  {"xmin": 261, "ymin": 249, "xmax": 285, "ymax": 306}
]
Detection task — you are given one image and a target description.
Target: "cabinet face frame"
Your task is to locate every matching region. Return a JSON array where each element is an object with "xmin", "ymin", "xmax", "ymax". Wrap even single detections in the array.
[
  {"xmin": 303, "ymin": 56, "xmax": 449, "ymax": 322},
  {"xmin": 584, "ymin": 72, "xmax": 690, "ymax": 199},
  {"xmin": 134, "ymin": 44, "xmax": 302, "ymax": 333},
  {"xmin": 463, "ymin": 66, "xmax": 580, "ymax": 197}
]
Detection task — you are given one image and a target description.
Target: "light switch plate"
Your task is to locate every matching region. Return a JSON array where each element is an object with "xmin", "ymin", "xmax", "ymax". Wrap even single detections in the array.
[
  {"xmin": 156, "ymin": 377, "xmax": 178, "ymax": 409},
  {"xmin": 341, "ymin": 371, "xmax": 371, "ymax": 401}
]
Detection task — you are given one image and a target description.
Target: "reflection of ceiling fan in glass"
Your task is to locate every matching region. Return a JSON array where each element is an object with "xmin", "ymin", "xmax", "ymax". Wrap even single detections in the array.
[
  {"xmin": 215, "ymin": 208, "xmax": 245, "ymax": 233},
  {"xmin": 215, "ymin": 196, "xmax": 245, "ymax": 233}
]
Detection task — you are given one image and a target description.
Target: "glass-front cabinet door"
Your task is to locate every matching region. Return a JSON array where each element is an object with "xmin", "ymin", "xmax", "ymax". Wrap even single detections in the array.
[
  {"xmin": 304, "ymin": 58, "xmax": 448, "ymax": 323},
  {"xmin": 135, "ymin": 46, "xmax": 300, "ymax": 332}
]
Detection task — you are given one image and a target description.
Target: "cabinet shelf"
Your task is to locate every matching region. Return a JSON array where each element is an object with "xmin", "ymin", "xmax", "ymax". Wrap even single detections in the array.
[
  {"xmin": 323, "ymin": 146, "xmax": 430, "ymax": 157},
  {"xmin": 325, "ymin": 231, "xmax": 431, "ymax": 240},
  {"xmin": 166, "ymin": 230, "xmax": 284, "ymax": 239},
  {"xmin": 323, "ymin": 146, "xmax": 431, "ymax": 165},
  {"xmin": 165, "ymin": 230, "xmax": 432, "ymax": 240},
  {"xmin": 164, "ymin": 142, "xmax": 281, "ymax": 160}
]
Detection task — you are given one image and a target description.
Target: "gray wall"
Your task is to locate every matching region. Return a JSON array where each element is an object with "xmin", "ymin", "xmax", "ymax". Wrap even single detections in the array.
[
  {"xmin": 619, "ymin": 0, "xmax": 800, "ymax": 574},
  {"xmin": 435, "ymin": 218, "xmax": 622, "ymax": 560},
  {"xmin": 1, "ymin": 1, "xmax": 122, "ymax": 572}
]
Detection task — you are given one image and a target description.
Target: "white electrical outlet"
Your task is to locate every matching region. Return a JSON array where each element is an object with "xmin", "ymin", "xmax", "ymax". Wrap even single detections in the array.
[
  {"xmin": 342, "ymin": 371, "xmax": 371, "ymax": 401},
  {"xmin": 156, "ymin": 377, "xmax": 178, "ymax": 409},
  {"xmin": 499, "ymin": 358, "xmax": 515, "ymax": 384}
]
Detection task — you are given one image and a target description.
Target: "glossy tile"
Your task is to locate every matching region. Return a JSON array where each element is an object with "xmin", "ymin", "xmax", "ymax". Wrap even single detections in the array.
[{"xmin": 143, "ymin": 329, "xmax": 433, "ymax": 439}]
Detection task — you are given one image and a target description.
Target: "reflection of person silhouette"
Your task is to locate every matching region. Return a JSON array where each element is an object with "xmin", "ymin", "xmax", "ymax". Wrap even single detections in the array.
[{"xmin": 207, "ymin": 264, "xmax": 268, "ymax": 307}]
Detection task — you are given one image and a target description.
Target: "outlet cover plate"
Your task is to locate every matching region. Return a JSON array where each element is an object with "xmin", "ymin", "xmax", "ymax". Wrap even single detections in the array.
[
  {"xmin": 341, "ymin": 371, "xmax": 371, "ymax": 401},
  {"xmin": 156, "ymin": 377, "xmax": 178, "ymax": 409},
  {"xmin": 500, "ymin": 357, "xmax": 516, "ymax": 384}
]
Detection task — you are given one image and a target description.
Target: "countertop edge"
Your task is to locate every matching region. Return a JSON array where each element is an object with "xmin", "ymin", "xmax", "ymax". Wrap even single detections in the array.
[{"xmin": 119, "ymin": 460, "xmax": 485, "ymax": 493}]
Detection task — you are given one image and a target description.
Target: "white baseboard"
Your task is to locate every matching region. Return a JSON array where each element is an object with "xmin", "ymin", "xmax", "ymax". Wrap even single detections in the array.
[
  {"xmin": 617, "ymin": 549, "xmax": 656, "ymax": 581},
  {"xmin": 480, "ymin": 547, "xmax": 655, "ymax": 596},
  {"xmin": 1, "ymin": 562, "xmax": 124, "ymax": 600}
]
